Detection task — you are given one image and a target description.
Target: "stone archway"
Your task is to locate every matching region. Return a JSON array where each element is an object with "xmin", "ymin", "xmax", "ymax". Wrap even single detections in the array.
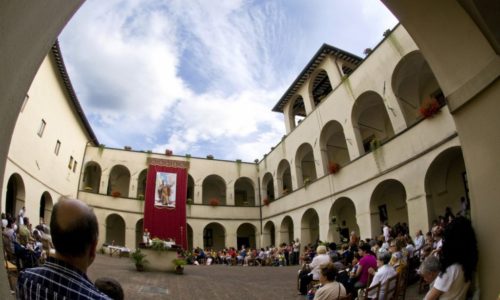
[
  {"xmin": 186, "ymin": 223, "xmax": 193, "ymax": 251},
  {"xmin": 328, "ymin": 197, "xmax": 359, "ymax": 243},
  {"xmin": 370, "ymin": 179, "xmax": 408, "ymax": 238},
  {"xmin": 135, "ymin": 219, "xmax": 143, "ymax": 248},
  {"xmin": 237, "ymin": 223, "xmax": 257, "ymax": 249},
  {"xmin": 234, "ymin": 177, "xmax": 255, "ymax": 206},
  {"xmin": 202, "ymin": 175, "xmax": 226, "ymax": 205},
  {"xmin": 263, "ymin": 221, "xmax": 276, "ymax": 247},
  {"xmin": 82, "ymin": 161, "xmax": 102, "ymax": 193},
  {"xmin": 295, "ymin": 143, "xmax": 317, "ymax": 188},
  {"xmin": 203, "ymin": 222, "xmax": 226, "ymax": 250},
  {"xmin": 105, "ymin": 213, "xmax": 126, "ymax": 246},
  {"xmin": 5, "ymin": 173, "xmax": 25, "ymax": 217},
  {"xmin": 280, "ymin": 216, "xmax": 294, "ymax": 245},
  {"xmin": 301, "ymin": 208, "xmax": 320, "ymax": 247},
  {"xmin": 107, "ymin": 165, "xmax": 131, "ymax": 197},
  {"xmin": 39, "ymin": 191, "xmax": 53, "ymax": 225}
]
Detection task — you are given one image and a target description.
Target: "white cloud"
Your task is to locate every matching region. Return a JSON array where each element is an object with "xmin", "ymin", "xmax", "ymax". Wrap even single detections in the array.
[{"xmin": 60, "ymin": 0, "xmax": 398, "ymax": 160}]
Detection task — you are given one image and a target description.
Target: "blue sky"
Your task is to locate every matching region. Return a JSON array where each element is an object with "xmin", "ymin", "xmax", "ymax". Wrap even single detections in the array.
[{"xmin": 59, "ymin": 0, "xmax": 397, "ymax": 161}]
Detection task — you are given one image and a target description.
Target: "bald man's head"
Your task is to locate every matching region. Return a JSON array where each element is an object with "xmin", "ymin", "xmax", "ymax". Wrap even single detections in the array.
[{"xmin": 51, "ymin": 197, "xmax": 99, "ymax": 258}]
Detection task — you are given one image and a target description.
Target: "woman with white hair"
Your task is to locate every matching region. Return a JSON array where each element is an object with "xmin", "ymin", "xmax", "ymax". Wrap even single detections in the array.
[{"xmin": 299, "ymin": 245, "xmax": 331, "ymax": 295}]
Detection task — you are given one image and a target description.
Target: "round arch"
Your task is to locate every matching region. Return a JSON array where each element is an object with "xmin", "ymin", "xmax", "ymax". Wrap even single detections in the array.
[
  {"xmin": 187, "ymin": 174, "xmax": 195, "ymax": 202},
  {"xmin": 107, "ymin": 164, "xmax": 131, "ymax": 197},
  {"xmin": 301, "ymin": 208, "xmax": 320, "ymax": 247},
  {"xmin": 288, "ymin": 95, "xmax": 306, "ymax": 130},
  {"xmin": 319, "ymin": 120, "xmax": 350, "ymax": 174},
  {"xmin": 137, "ymin": 169, "xmax": 147, "ymax": 199},
  {"xmin": 203, "ymin": 222, "xmax": 226, "ymax": 250},
  {"xmin": 202, "ymin": 175, "xmax": 226, "ymax": 205},
  {"xmin": 295, "ymin": 143, "xmax": 317, "ymax": 188},
  {"xmin": 262, "ymin": 172, "xmax": 275, "ymax": 203},
  {"xmin": 352, "ymin": 91, "xmax": 395, "ymax": 155},
  {"xmin": 82, "ymin": 161, "xmax": 102, "ymax": 193},
  {"xmin": 309, "ymin": 69, "xmax": 333, "ymax": 107},
  {"xmin": 186, "ymin": 223, "xmax": 193, "ymax": 251},
  {"xmin": 234, "ymin": 177, "xmax": 255, "ymax": 206},
  {"xmin": 105, "ymin": 213, "xmax": 126, "ymax": 246},
  {"xmin": 39, "ymin": 191, "xmax": 53, "ymax": 225},
  {"xmin": 237, "ymin": 223, "xmax": 257, "ymax": 249},
  {"xmin": 262, "ymin": 221, "xmax": 276, "ymax": 247},
  {"xmin": 392, "ymin": 50, "xmax": 442, "ymax": 127},
  {"xmin": 425, "ymin": 146, "xmax": 468, "ymax": 225},
  {"xmin": 280, "ymin": 216, "xmax": 294, "ymax": 245},
  {"xmin": 5, "ymin": 173, "xmax": 25, "ymax": 217},
  {"xmin": 328, "ymin": 197, "xmax": 359, "ymax": 243},
  {"xmin": 370, "ymin": 179, "xmax": 408, "ymax": 238},
  {"xmin": 135, "ymin": 219, "xmax": 143, "ymax": 248},
  {"xmin": 277, "ymin": 159, "xmax": 292, "ymax": 197}
]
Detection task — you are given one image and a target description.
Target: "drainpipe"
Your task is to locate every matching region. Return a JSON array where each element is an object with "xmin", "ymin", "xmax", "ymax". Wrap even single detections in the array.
[{"xmin": 257, "ymin": 175, "xmax": 262, "ymax": 244}]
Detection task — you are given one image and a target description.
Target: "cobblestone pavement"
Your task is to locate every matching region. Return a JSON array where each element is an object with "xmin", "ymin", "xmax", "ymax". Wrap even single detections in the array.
[{"xmin": 87, "ymin": 254, "xmax": 422, "ymax": 300}]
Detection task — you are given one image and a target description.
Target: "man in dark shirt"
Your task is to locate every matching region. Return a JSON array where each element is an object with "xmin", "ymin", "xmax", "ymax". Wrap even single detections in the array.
[{"xmin": 16, "ymin": 197, "xmax": 111, "ymax": 299}]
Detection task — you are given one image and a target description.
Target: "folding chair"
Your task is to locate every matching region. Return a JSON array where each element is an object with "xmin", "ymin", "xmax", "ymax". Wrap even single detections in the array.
[{"xmin": 385, "ymin": 273, "xmax": 399, "ymax": 300}]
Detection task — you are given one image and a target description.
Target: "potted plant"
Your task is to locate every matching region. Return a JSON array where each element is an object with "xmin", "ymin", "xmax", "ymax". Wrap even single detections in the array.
[
  {"xmin": 131, "ymin": 248, "xmax": 148, "ymax": 271},
  {"xmin": 263, "ymin": 198, "xmax": 270, "ymax": 206},
  {"xmin": 419, "ymin": 97, "xmax": 441, "ymax": 118},
  {"xmin": 186, "ymin": 198, "xmax": 193, "ymax": 205},
  {"xmin": 165, "ymin": 149, "xmax": 173, "ymax": 156},
  {"xmin": 111, "ymin": 191, "xmax": 121, "ymax": 198},
  {"xmin": 303, "ymin": 177, "xmax": 311, "ymax": 188},
  {"xmin": 328, "ymin": 162, "xmax": 341, "ymax": 174},
  {"xmin": 206, "ymin": 154, "xmax": 214, "ymax": 160},
  {"xmin": 209, "ymin": 198, "xmax": 220, "ymax": 207},
  {"xmin": 172, "ymin": 258, "xmax": 187, "ymax": 274},
  {"xmin": 137, "ymin": 194, "xmax": 144, "ymax": 200},
  {"xmin": 124, "ymin": 146, "xmax": 132, "ymax": 151}
]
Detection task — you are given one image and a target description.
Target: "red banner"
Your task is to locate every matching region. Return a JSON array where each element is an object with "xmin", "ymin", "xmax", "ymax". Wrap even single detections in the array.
[{"xmin": 144, "ymin": 161, "xmax": 188, "ymax": 250}]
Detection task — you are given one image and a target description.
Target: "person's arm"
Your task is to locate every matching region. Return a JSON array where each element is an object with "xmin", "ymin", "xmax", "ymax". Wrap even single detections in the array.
[
  {"xmin": 354, "ymin": 264, "xmax": 363, "ymax": 278},
  {"xmin": 424, "ymin": 287, "xmax": 444, "ymax": 300}
]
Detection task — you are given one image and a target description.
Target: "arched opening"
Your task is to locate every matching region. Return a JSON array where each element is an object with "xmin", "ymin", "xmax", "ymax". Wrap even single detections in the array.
[
  {"xmin": 187, "ymin": 174, "xmax": 195, "ymax": 203},
  {"xmin": 263, "ymin": 221, "xmax": 276, "ymax": 247},
  {"xmin": 320, "ymin": 120, "xmax": 350, "ymax": 174},
  {"xmin": 425, "ymin": 147, "xmax": 468, "ymax": 225},
  {"xmin": 295, "ymin": 143, "xmax": 317, "ymax": 188},
  {"xmin": 301, "ymin": 209, "xmax": 320, "ymax": 247},
  {"xmin": 5, "ymin": 173, "xmax": 25, "ymax": 217},
  {"xmin": 370, "ymin": 179, "xmax": 408, "ymax": 238},
  {"xmin": 310, "ymin": 69, "xmax": 333, "ymax": 107},
  {"xmin": 328, "ymin": 197, "xmax": 359, "ymax": 243},
  {"xmin": 236, "ymin": 223, "xmax": 257, "ymax": 249},
  {"xmin": 135, "ymin": 219, "xmax": 143, "ymax": 248},
  {"xmin": 187, "ymin": 223, "xmax": 193, "ymax": 251},
  {"xmin": 82, "ymin": 161, "xmax": 102, "ymax": 193},
  {"xmin": 277, "ymin": 160, "xmax": 292, "ymax": 197},
  {"xmin": 107, "ymin": 165, "xmax": 131, "ymax": 198},
  {"xmin": 203, "ymin": 222, "xmax": 226, "ymax": 250},
  {"xmin": 234, "ymin": 177, "xmax": 255, "ymax": 206},
  {"xmin": 352, "ymin": 91, "xmax": 395, "ymax": 154},
  {"xmin": 280, "ymin": 216, "xmax": 294, "ymax": 245},
  {"xmin": 39, "ymin": 192, "xmax": 53, "ymax": 225},
  {"xmin": 202, "ymin": 175, "xmax": 226, "ymax": 205},
  {"xmin": 137, "ymin": 169, "xmax": 147, "ymax": 199},
  {"xmin": 105, "ymin": 213, "xmax": 126, "ymax": 246},
  {"xmin": 392, "ymin": 51, "xmax": 444, "ymax": 127},
  {"xmin": 262, "ymin": 172, "xmax": 275, "ymax": 203},
  {"xmin": 288, "ymin": 95, "xmax": 306, "ymax": 129}
]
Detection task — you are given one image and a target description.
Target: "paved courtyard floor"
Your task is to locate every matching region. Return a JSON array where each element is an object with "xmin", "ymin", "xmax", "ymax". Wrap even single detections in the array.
[{"xmin": 85, "ymin": 254, "xmax": 423, "ymax": 300}]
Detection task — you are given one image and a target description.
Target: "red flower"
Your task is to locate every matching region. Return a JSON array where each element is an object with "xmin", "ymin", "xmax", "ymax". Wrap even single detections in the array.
[
  {"xmin": 419, "ymin": 98, "xmax": 441, "ymax": 118},
  {"xmin": 263, "ymin": 198, "xmax": 270, "ymax": 206},
  {"xmin": 111, "ymin": 191, "xmax": 121, "ymax": 198},
  {"xmin": 209, "ymin": 198, "xmax": 220, "ymax": 206},
  {"xmin": 328, "ymin": 162, "xmax": 340, "ymax": 174}
]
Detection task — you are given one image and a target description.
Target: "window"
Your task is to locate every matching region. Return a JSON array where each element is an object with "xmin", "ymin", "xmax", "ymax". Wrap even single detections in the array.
[
  {"xmin": 68, "ymin": 156, "xmax": 73, "ymax": 169},
  {"xmin": 37, "ymin": 119, "xmax": 46, "ymax": 137},
  {"xmin": 73, "ymin": 161, "xmax": 78, "ymax": 173},
  {"xmin": 54, "ymin": 140, "xmax": 61, "ymax": 155},
  {"xmin": 20, "ymin": 94, "xmax": 29, "ymax": 112}
]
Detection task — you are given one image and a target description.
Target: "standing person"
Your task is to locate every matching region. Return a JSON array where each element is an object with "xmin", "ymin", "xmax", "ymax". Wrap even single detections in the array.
[
  {"xmin": 18, "ymin": 206, "xmax": 25, "ymax": 225},
  {"xmin": 424, "ymin": 216, "xmax": 478, "ymax": 300},
  {"xmin": 16, "ymin": 197, "xmax": 111, "ymax": 299},
  {"xmin": 383, "ymin": 221, "xmax": 391, "ymax": 242},
  {"xmin": 293, "ymin": 238, "xmax": 300, "ymax": 265}
]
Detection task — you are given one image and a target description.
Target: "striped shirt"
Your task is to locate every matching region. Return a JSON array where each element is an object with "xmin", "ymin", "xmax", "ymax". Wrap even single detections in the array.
[{"xmin": 16, "ymin": 257, "xmax": 111, "ymax": 300}]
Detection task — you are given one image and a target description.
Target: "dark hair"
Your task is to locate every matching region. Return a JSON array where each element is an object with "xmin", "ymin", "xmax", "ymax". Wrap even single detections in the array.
[
  {"xmin": 439, "ymin": 216, "xmax": 478, "ymax": 282},
  {"xmin": 50, "ymin": 198, "xmax": 99, "ymax": 257},
  {"xmin": 95, "ymin": 277, "xmax": 124, "ymax": 300},
  {"xmin": 320, "ymin": 262, "xmax": 338, "ymax": 282}
]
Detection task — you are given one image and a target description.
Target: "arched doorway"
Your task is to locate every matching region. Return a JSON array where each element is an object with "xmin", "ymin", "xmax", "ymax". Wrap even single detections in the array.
[
  {"xmin": 236, "ymin": 223, "xmax": 257, "ymax": 249},
  {"xmin": 370, "ymin": 179, "xmax": 409, "ymax": 237},
  {"xmin": 262, "ymin": 172, "xmax": 275, "ymax": 203},
  {"xmin": 107, "ymin": 165, "xmax": 131, "ymax": 197},
  {"xmin": 187, "ymin": 174, "xmax": 195, "ymax": 203},
  {"xmin": 280, "ymin": 216, "xmax": 294, "ymax": 245},
  {"xmin": 263, "ymin": 221, "xmax": 275, "ymax": 247},
  {"xmin": 301, "ymin": 208, "xmax": 320, "ymax": 247},
  {"xmin": 288, "ymin": 95, "xmax": 306, "ymax": 130},
  {"xmin": 5, "ymin": 173, "xmax": 25, "ymax": 217},
  {"xmin": 82, "ymin": 161, "xmax": 102, "ymax": 193},
  {"xmin": 187, "ymin": 223, "xmax": 193, "ymax": 251},
  {"xmin": 39, "ymin": 191, "xmax": 53, "ymax": 225},
  {"xmin": 234, "ymin": 177, "xmax": 255, "ymax": 206},
  {"xmin": 203, "ymin": 222, "xmax": 225, "ymax": 250},
  {"xmin": 320, "ymin": 120, "xmax": 350, "ymax": 174},
  {"xmin": 425, "ymin": 147, "xmax": 468, "ymax": 225},
  {"xmin": 277, "ymin": 159, "xmax": 292, "ymax": 196},
  {"xmin": 352, "ymin": 91, "xmax": 395, "ymax": 154},
  {"xmin": 310, "ymin": 69, "xmax": 333, "ymax": 107},
  {"xmin": 328, "ymin": 197, "xmax": 359, "ymax": 243},
  {"xmin": 202, "ymin": 175, "xmax": 226, "ymax": 205},
  {"xmin": 105, "ymin": 214, "xmax": 126, "ymax": 246},
  {"xmin": 295, "ymin": 143, "xmax": 317, "ymax": 188},
  {"xmin": 135, "ymin": 219, "xmax": 143, "ymax": 248},
  {"xmin": 137, "ymin": 169, "xmax": 147, "ymax": 199}
]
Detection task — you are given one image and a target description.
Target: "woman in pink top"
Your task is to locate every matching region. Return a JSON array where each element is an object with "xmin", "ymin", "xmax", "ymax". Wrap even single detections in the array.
[{"xmin": 351, "ymin": 244, "xmax": 377, "ymax": 290}]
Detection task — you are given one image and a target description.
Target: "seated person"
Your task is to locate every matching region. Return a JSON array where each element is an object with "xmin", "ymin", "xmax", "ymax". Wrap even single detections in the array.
[
  {"xmin": 298, "ymin": 245, "xmax": 331, "ymax": 295},
  {"xmin": 367, "ymin": 251, "xmax": 397, "ymax": 299},
  {"xmin": 349, "ymin": 244, "xmax": 377, "ymax": 292},
  {"xmin": 314, "ymin": 262, "xmax": 347, "ymax": 300}
]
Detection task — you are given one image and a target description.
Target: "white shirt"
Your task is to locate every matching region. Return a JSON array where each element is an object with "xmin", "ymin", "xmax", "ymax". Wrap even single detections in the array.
[
  {"xmin": 383, "ymin": 226, "xmax": 390, "ymax": 241},
  {"xmin": 427, "ymin": 263, "xmax": 470, "ymax": 300},
  {"xmin": 414, "ymin": 235, "xmax": 425, "ymax": 251},
  {"xmin": 309, "ymin": 254, "xmax": 331, "ymax": 280},
  {"xmin": 368, "ymin": 264, "xmax": 397, "ymax": 300}
]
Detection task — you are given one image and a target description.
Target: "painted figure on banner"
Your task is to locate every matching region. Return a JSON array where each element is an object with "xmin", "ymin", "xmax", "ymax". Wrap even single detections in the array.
[{"xmin": 155, "ymin": 172, "xmax": 177, "ymax": 208}]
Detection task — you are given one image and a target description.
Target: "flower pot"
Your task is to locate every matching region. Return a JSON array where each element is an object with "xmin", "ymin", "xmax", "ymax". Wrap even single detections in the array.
[
  {"xmin": 136, "ymin": 263, "xmax": 145, "ymax": 272},
  {"xmin": 175, "ymin": 265, "xmax": 184, "ymax": 274}
]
